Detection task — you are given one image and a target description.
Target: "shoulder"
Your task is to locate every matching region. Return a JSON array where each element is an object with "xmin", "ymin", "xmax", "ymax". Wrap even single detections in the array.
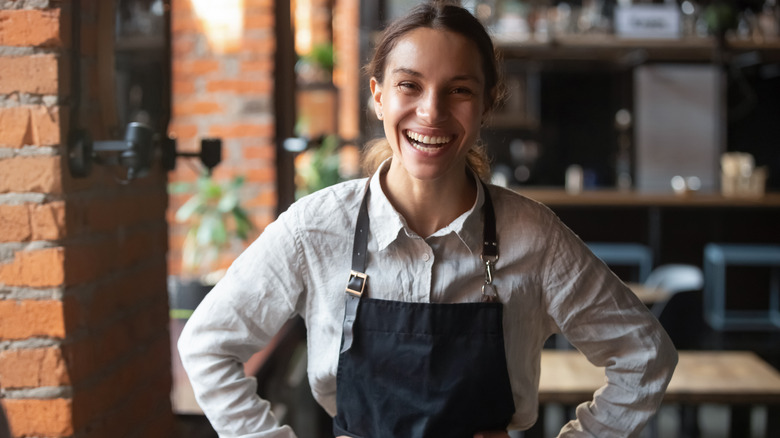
[
  {"xmin": 486, "ymin": 184, "xmax": 559, "ymax": 224},
  {"xmin": 281, "ymin": 178, "xmax": 368, "ymax": 230}
]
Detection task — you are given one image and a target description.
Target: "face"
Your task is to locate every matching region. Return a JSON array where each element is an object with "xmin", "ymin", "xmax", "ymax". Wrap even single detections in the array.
[{"xmin": 371, "ymin": 27, "xmax": 487, "ymax": 184}]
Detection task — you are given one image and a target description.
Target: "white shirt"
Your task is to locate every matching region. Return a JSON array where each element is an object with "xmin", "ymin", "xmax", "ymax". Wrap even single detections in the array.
[{"xmin": 178, "ymin": 168, "xmax": 678, "ymax": 438}]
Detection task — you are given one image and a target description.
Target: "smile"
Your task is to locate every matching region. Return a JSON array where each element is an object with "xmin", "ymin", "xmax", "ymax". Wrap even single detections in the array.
[{"xmin": 405, "ymin": 130, "xmax": 453, "ymax": 152}]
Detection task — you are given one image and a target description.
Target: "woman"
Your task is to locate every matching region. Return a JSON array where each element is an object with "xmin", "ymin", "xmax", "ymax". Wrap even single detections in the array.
[{"xmin": 178, "ymin": 2, "xmax": 677, "ymax": 437}]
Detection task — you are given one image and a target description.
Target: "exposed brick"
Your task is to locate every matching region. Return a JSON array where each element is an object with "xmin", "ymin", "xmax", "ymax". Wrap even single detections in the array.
[
  {"xmin": 0, "ymin": 105, "xmax": 61, "ymax": 147},
  {"xmin": 240, "ymin": 144, "xmax": 275, "ymax": 160},
  {"xmin": 245, "ymin": 166, "xmax": 275, "ymax": 184},
  {"xmin": 0, "ymin": 55, "xmax": 59, "ymax": 95},
  {"xmin": 0, "ymin": 299, "xmax": 66, "ymax": 340},
  {"xmin": 241, "ymin": 35, "xmax": 275, "ymax": 54},
  {"xmin": 0, "ymin": 9, "xmax": 63, "ymax": 47},
  {"xmin": 245, "ymin": 0, "xmax": 274, "ymax": 8},
  {"xmin": 172, "ymin": 59, "xmax": 220, "ymax": 77},
  {"xmin": 30, "ymin": 201, "xmax": 67, "ymax": 240},
  {"xmin": 246, "ymin": 189, "xmax": 276, "ymax": 208},
  {"xmin": 172, "ymin": 78, "xmax": 196, "ymax": 95},
  {"xmin": 240, "ymin": 59, "xmax": 273, "ymax": 73},
  {"xmin": 0, "ymin": 347, "xmax": 70, "ymax": 389},
  {"xmin": 0, "ymin": 156, "xmax": 63, "ymax": 194},
  {"xmin": 167, "ymin": 122, "xmax": 199, "ymax": 140},
  {"xmin": 3, "ymin": 398, "xmax": 73, "ymax": 437},
  {"xmin": 170, "ymin": 15, "xmax": 200, "ymax": 34},
  {"xmin": 205, "ymin": 78, "xmax": 273, "ymax": 94},
  {"xmin": 0, "ymin": 247, "xmax": 65, "ymax": 288},
  {"xmin": 173, "ymin": 100, "xmax": 222, "ymax": 117},
  {"xmin": 244, "ymin": 9, "xmax": 274, "ymax": 30},
  {"xmin": 0, "ymin": 204, "xmax": 31, "ymax": 242},
  {"xmin": 170, "ymin": 0, "xmax": 194, "ymax": 15},
  {"xmin": 208, "ymin": 122, "xmax": 274, "ymax": 139},
  {"xmin": 171, "ymin": 35, "xmax": 196, "ymax": 57}
]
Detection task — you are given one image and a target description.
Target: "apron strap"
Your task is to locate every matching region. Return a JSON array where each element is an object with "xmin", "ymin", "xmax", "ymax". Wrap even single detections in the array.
[
  {"xmin": 341, "ymin": 178, "xmax": 497, "ymax": 353},
  {"xmin": 482, "ymin": 183, "xmax": 497, "ymax": 259},
  {"xmin": 341, "ymin": 181, "xmax": 370, "ymax": 353}
]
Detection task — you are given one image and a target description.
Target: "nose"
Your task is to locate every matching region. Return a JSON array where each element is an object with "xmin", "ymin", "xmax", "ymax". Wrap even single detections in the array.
[{"xmin": 416, "ymin": 90, "xmax": 446, "ymax": 124}]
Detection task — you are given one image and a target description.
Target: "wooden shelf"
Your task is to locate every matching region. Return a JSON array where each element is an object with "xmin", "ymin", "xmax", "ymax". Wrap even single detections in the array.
[
  {"xmin": 496, "ymin": 35, "xmax": 780, "ymax": 63},
  {"xmin": 512, "ymin": 187, "xmax": 780, "ymax": 207}
]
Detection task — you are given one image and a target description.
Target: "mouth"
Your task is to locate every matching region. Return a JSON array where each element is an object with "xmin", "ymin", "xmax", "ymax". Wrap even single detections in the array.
[{"xmin": 405, "ymin": 130, "xmax": 454, "ymax": 153}]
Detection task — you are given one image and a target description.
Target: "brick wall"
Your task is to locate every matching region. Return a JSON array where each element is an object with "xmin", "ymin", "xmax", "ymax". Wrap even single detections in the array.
[
  {"xmin": 0, "ymin": 1, "xmax": 175, "ymax": 437},
  {"xmin": 168, "ymin": 0, "xmax": 277, "ymax": 277}
]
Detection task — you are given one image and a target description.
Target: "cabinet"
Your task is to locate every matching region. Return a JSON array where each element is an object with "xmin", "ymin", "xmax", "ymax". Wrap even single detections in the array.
[{"xmin": 485, "ymin": 36, "xmax": 780, "ymax": 190}]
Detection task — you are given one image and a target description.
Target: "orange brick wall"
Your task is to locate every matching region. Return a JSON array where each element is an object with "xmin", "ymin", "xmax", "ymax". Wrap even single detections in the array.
[
  {"xmin": 168, "ymin": 0, "xmax": 278, "ymax": 277},
  {"xmin": 0, "ymin": 2, "xmax": 174, "ymax": 437}
]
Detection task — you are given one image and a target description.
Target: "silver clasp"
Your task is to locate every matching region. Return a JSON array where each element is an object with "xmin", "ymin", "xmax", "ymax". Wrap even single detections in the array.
[{"xmin": 480, "ymin": 255, "xmax": 499, "ymax": 302}]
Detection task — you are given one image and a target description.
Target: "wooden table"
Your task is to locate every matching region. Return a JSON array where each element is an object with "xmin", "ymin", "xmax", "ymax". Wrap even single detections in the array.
[{"xmin": 536, "ymin": 350, "xmax": 780, "ymax": 436}]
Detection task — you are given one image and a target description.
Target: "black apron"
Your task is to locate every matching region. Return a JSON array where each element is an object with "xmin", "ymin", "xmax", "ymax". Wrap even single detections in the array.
[{"xmin": 333, "ymin": 182, "xmax": 516, "ymax": 437}]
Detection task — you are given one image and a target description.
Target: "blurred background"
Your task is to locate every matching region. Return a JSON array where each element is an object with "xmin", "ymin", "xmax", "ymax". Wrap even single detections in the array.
[{"xmin": 0, "ymin": 0, "xmax": 778, "ymax": 437}]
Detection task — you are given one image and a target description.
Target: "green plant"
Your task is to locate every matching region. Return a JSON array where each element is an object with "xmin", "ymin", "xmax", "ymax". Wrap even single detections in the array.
[
  {"xmin": 295, "ymin": 134, "xmax": 343, "ymax": 199},
  {"xmin": 170, "ymin": 172, "xmax": 254, "ymax": 282},
  {"xmin": 303, "ymin": 42, "xmax": 334, "ymax": 73}
]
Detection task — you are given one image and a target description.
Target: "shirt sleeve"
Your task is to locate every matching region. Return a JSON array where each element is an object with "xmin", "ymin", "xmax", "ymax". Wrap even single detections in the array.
[
  {"xmin": 177, "ymin": 209, "xmax": 307, "ymax": 438},
  {"xmin": 541, "ymin": 218, "xmax": 678, "ymax": 438}
]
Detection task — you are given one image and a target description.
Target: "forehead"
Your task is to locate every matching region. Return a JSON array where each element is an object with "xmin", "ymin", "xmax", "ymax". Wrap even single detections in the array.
[{"xmin": 385, "ymin": 27, "xmax": 484, "ymax": 81}]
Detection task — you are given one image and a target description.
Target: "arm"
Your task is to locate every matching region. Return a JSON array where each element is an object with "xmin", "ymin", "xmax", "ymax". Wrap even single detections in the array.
[
  {"xmin": 178, "ymin": 214, "xmax": 306, "ymax": 438},
  {"xmin": 542, "ymin": 222, "xmax": 678, "ymax": 438}
]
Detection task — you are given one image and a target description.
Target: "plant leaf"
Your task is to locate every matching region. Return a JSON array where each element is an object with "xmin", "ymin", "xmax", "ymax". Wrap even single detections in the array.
[{"xmin": 175, "ymin": 195, "xmax": 204, "ymax": 222}]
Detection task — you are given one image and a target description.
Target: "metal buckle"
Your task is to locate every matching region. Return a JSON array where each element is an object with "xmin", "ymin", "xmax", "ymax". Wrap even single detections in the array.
[{"xmin": 345, "ymin": 270, "xmax": 367, "ymax": 297}]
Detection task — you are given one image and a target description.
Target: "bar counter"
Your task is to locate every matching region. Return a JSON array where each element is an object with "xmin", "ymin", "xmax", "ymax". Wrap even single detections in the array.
[
  {"xmin": 506, "ymin": 188, "xmax": 780, "ymax": 275},
  {"xmin": 511, "ymin": 188, "xmax": 780, "ymax": 208}
]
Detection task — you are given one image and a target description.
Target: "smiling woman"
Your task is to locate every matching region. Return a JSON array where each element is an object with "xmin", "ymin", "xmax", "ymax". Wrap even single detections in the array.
[
  {"xmin": 361, "ymin": 2, "xmax": 505, "ymax": 183},
  {"xmin": 178, "ymin": 2, "xmax": 678, "ymax": 438}
]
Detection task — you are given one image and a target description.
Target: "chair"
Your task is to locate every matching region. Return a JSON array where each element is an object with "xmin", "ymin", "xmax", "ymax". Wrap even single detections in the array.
[
  {"xmin": 703, "ymin": 243, "xmax": 780, "ymax": 330},
  {"xmin": 646, "ymin": 264, "xmax": 706, "ymax": 438},
  {"xmin": 644, "ymin": 264, "xmax": 704, "ymax": 318}
]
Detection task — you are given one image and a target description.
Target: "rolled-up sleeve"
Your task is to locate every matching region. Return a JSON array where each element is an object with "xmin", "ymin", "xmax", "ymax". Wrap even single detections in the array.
[
  {"xmin": 177, "ymin": 209, "xmax": 306, "ymax": 438},
  {"xmin": 542, "ymin": 220, "xmax": 678, "ymax": 438}
]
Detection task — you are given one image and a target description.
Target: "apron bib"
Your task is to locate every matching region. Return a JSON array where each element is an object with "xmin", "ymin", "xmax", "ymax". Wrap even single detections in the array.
[{"xmin": 333, "ymin": 181, "xmax": 516, "ymax": 437}]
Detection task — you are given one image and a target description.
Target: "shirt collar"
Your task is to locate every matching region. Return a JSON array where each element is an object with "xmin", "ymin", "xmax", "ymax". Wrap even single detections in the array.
[{"xmin": 367, "ymin": 160, "xmax": 485, "ymax": 255}]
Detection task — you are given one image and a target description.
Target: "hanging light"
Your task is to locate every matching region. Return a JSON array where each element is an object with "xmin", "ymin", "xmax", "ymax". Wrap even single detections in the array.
[{"xmin": 190, "ymin": 0, "xmax": 245, "ymax": 53}]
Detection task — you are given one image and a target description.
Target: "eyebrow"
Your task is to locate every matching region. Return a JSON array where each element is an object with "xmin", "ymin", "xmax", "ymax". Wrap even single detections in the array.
[{"xmin": 390, "ymin": 67, "xmax": 482, "ymax": 83}]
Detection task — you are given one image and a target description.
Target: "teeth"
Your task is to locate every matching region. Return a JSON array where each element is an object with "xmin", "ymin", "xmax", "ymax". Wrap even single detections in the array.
[{"xmin": 407, "ymin": 131, "xmax": 451, "ymax": 145}]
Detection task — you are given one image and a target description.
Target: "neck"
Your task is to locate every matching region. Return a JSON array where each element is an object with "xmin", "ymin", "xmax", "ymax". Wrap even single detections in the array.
[{"xmin": 380, "ymin": 161, "xmax": 477, "ymax": 238}]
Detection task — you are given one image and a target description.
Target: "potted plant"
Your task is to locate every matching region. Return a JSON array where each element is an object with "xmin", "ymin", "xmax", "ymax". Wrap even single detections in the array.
[
  {"xmin": 168, "ymin": 172, "xmax": 254, "ymax": 319},
  {"xmin": 294, "ymin": 134, "xmax": 344, "ymax": 199}
]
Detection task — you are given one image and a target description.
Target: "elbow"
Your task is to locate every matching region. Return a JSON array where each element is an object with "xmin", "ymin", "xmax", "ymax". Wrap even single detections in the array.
[
  {"xmin": 176, "ymin": 319, "xmax": 197, "ymax": 371},
  {"xmin": 656, "ymin": 329, "xmax": 679, "ymax": 384}
]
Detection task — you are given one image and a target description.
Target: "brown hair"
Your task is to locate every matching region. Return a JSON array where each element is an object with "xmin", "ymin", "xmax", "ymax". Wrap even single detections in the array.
[{"xmin": 361, "ymin": 1, "xmax": 504, "ymax": 180}]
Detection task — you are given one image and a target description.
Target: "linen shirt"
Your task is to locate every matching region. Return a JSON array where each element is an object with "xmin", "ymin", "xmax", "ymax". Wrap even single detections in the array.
[{"xmin": 178, "ymin": 168, "xmax": 678, "ymax": 438}]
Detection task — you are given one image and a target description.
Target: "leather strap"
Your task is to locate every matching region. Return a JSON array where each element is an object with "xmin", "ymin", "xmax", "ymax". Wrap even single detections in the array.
[
  {"xmin": 482, "ymin": 182, "xmax": 498, "ymax": 260},
  {"xmin": 341, "ymin": 181, "xmax": 371, "ymax": 353},
  {"xmin": 341, "ymin": 179, "xmax": 497, "ymax": 353}
]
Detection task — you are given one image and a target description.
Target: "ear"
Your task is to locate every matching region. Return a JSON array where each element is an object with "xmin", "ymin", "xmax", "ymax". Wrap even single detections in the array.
[{"xmin": 370, "ymin": 77, "xmax": 383, "ymax": 118}]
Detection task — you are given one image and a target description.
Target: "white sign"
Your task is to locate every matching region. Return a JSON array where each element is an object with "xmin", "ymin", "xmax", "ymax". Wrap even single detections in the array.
[{"xmin": 615, "ymin": 5, "xmax": 681, "ymax": 39}]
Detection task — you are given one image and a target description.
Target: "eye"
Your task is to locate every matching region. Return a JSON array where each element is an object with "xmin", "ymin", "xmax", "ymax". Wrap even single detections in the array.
[
  {"xmin": 396, "ymin": 81, "xmax": 419, "ymax": 93},
  {"xmin": 451, "ymin": 87, "xmax": 474, "ymax": 95}
]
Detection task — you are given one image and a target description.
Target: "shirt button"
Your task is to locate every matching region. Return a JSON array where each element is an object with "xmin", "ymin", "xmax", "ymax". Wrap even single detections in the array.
[{"xmin": 422, "ymin": 253, "xmax": 430, "ymax": 262}]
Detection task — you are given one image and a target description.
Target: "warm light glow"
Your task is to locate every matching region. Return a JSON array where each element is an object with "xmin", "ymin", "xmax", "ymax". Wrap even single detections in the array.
[
  {"xmin": 190, "ymin": 0, "xmax": 245, "ymax": 54},
  {"xmin": 294, "ymin": 0, "xmax": 313, "ymax": 55}
]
